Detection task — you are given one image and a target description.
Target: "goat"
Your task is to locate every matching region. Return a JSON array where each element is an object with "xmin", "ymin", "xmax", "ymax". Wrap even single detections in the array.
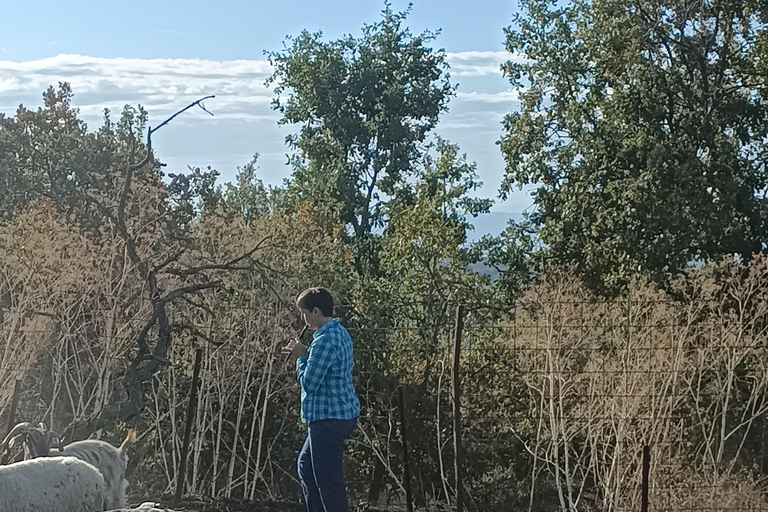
[
  {"xmin": 107, "ymin": 503, "xmax": 180, "ymax": 512},
  {"xmin": 2, "ymin": 422, "xmax": 136, "ymax": 509},
  {"xmin": 0, "ymin": 455, "xmax": 108, "ymax": 511}
]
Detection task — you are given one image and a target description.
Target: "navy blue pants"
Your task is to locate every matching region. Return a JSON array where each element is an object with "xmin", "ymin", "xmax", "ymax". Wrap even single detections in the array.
[{"xmin": 298, "ymin": 418, "xmax": 358, "ymax": 512}]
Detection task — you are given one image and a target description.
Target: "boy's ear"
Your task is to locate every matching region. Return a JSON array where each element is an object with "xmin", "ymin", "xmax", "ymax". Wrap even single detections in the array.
[{"xmin": 312, "ymin": 307, "xmax": 322, "ymax": 316}]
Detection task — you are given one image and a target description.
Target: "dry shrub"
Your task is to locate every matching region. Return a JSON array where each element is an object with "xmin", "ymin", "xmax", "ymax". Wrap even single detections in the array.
[
  {"xmin": 505, "ymin": 261, "xmax": 768, "ymax": 511},
  {"xmin": 0, "ymin": 200, "xmax": 151, "ymax": 432},
  {"xmin": 131, "ymin": 206, "xmax": 354, "ymax": 499},
  {"xmin": 1, "ymin": 199, "xmax": 354, "ymax": 500}
]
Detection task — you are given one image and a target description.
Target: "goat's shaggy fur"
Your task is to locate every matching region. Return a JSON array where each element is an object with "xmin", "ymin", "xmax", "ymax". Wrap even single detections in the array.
[
  {"xmin": 2, "ymin": 423, "xmax": 136, "ymax": 509},
  {"xmin": 0, "ymin": 456, "xmax": 108, "ymax": 511},
  {"xmin": 106, "ymin": 503, "xmax": 180, "ymax": 511},
  {"xmin": 55, "ymin": 433, "xmax": 135, "ymax": 508}
]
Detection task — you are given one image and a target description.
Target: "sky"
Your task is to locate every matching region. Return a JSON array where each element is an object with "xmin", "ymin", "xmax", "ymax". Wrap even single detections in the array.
[{"xmin": 0, "ymin": 0, "xmax": 535, "ymax": 237}]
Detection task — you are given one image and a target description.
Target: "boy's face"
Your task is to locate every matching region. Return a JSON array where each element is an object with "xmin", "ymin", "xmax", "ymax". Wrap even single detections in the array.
[{"xmin": 300, "ymin": 307, "xmax": 324, "ymax": 330}]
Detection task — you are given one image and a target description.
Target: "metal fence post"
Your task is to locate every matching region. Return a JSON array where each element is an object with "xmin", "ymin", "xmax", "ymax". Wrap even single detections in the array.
[
  {"xmin": 641, "ymin": 445, "xmax": 650, "ymax": 512},
  {"xmin": 453, "ymin": 306, "xmax": 465, "ymax": 512},
  {"xmin": 175, "ymin": 348, "xmax": 203, "ymax": 504},
  {"xmin": 6, "ymin": 379, "xmax": 22, "ymax": 433},
  {"xmin": 398, "ymin": 385, "xmax": 414, "ymax": 512}
]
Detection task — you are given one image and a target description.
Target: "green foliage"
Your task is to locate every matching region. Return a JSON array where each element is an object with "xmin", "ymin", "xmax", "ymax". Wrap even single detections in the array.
[
  {"xmin": 469, "ymin": 215, "xmax": 540, "ymax": 303},
  {"xmin": 381, "ymin": 139, "xmax": 495, "ymax": 352},
  {"xmin": 267, "ymin": 3, "xmax": 455, "ymax": 251},
  {"xmin": 0, "ymin": 83, "xmax": 112, "ymax": 224},
  {"xmin": 500, "ymin": 0, "xmax": 768, "ymax": 294},
  {"xmin": 202, "ymin": 154, "xmax": 274, "ymax": 224},
  {"xmin": 0, "ymin": 83, "xmax": 213, "ymax": 246}
]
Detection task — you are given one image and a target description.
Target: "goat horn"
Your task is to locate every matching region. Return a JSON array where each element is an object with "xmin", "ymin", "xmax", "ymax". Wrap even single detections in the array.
[
  {"xmin": 1, "ymin": 422, "xmax": 33, "ymax": 448},
  {"xmin": 0, "ymin": 433, "xmax": 26, "ymax": 464},
  {"xmin": 7, "ymin": 434, "xmax": 23, "ymax": 451},
  {"xmin": 49, "ymin": 430, "xmax": 64, "ymax": 452},
  {"xmin": 0, "ymin": 422, "xmax": 33, "ymax": 459}
]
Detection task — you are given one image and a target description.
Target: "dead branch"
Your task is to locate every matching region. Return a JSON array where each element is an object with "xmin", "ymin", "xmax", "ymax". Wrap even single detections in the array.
[{"xmin": 147, "ymin": 95, "xmax": 215, "ymax": 150}]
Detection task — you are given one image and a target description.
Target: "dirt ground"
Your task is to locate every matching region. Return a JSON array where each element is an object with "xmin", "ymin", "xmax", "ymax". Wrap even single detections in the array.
[
  {"xmin": 126, "ymin": 494, "xmax": 297, "ymax": 512},
  {"xmin": 126, "ymin": 495, "xmax": 402, "ymax": 512}
]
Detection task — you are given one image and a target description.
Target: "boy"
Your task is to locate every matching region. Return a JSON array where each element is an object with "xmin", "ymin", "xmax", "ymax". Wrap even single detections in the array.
[{"xmin": 282, "ymin": 287, "xmax": 361, "ymax": 512}]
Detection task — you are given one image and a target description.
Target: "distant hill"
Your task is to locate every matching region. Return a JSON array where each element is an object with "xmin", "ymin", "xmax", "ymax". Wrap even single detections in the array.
[
  {"xmin": 467, "ymin": 261, "xmax": 502, "ymax": 281},
  {"xmin": 467, "ymin": 211, "xmax": 523, "ymax": 241}
]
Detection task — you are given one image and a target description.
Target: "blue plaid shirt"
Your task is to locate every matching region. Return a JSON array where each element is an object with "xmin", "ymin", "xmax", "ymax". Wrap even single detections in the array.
[{"xmin": 296, "ymin": 319, "xmax": 360, "ymax": 424}]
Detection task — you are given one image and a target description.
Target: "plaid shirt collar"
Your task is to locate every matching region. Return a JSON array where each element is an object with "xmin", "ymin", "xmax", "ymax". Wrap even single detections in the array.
[{"xmin": 313, "ymin": 318, "xmax": 340, "ymax": 339}]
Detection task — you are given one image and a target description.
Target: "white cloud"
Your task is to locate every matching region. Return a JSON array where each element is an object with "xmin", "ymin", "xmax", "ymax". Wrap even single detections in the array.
[
  {"xmin": 0, "ymin": 54, "xmax": 276, "ymax": 120},
  {"xmin": 446, "ymin": 51, "xmax": 527, "ymax": 77},
  {"xmin": 0, "ymin": 53, "xmax": 526, "ymax": 215},
  {"xmin": 456, "ymin": 90, "xmax": 520, "ymax": 103},
  {"xmin": 0, "ymin": 53, "xmax": 519, "ymax": 122}
]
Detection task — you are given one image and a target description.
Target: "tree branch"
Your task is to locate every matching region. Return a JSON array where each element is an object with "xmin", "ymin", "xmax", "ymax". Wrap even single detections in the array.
[
  {"xmin": 164, "ymin": 236, "xmax": 274, "ymax": 277},
  {"xmin": 160, "ymin": 281, "xmax": 223, "ymax": 305},
  {"xmin": 147, "ymin": 95, "xmax": 216, "ymax": 149}
]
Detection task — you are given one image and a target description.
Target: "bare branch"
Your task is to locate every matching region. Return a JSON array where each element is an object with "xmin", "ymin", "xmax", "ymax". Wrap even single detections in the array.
[
  {"xmin": 164, "ymin": 237, "xmax": 274, "ymax": 277},
  {"xmin": 160, "ymin": 281, "xmax": 223, "ymax": 305},
  {"xmin": 147, "ymin": 95, "xmax": 216, "ymax": 149}
]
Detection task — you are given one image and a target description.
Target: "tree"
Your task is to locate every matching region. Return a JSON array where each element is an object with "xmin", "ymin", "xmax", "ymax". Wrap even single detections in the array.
[
  {"xmin": 0, "ymin": 83, "xmax": 115, "ymax": 224},
  {"xmin": 344, "ymin": 139, "xmax": 495, "ymax": 505},
  {"xmin": 214, "ymin": 154, "xmax": 272, "ymax": 224},
  {"xmin": 381, "ymin": 138, "xmax": 494, "ymax": 375},
  {"xmin": 267, "ymin": 3, "xmax": 454, "ymax": 268},
  {"xmin": 0, "ymin": 84, "xmax": 279, "ymax": 433},
  {"xmin": 469, "ymin": 216, "xmax": 540, "ymax": 303},
  {"xmin": 500, "ymin": 0, "xmax": 768, "ymax": 293}
]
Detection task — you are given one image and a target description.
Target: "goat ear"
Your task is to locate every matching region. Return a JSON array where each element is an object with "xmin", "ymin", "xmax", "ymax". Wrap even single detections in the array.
[
  {"xmin": 24, "ymin": 429, "xmax": 50, "ymax": 458},
  {"xmin": 45, "ymin": 428, "xmax": 60, "ymax": 447}
]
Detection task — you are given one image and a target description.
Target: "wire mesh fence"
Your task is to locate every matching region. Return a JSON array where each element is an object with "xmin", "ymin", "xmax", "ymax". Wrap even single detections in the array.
[{"xmin": 2, "ymin": 294, "xmax": 768, "ymax": 511}]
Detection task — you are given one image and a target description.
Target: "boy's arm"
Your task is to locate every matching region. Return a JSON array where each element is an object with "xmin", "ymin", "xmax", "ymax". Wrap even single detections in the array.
[{"xmin": 296, "ymin": 333, "xmax": 335, "ymax": 393}]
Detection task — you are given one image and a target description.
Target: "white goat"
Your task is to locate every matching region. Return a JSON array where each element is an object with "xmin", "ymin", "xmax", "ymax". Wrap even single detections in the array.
[
  {"xmin": 0, "ymin": 455, "xmax": 108, "ymax": 511},
  {"xmin": 2, "ymin": 422, "xmax": 136, "ymax": 509},
  {"xmin": 107, "ymin": 503, "xmax": 180, "ymax": 512}
]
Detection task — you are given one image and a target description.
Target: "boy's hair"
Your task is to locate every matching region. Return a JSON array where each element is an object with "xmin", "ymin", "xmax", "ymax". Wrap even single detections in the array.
[{"xmin": 296, "ymin": 287, "xmax": 335, "ymax": 317}]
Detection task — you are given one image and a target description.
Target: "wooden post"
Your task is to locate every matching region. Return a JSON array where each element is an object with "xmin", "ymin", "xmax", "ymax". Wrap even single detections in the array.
[
  {"xmin": 452, "ymin": 306, "xmax": 465, "ymax": 512},
  {"xmin": 6, "ymin": 379, "xmax": 21, "ymax": 433},
  {"xmin": 175, "ymin": 349, "xmax": 203, "ymax": 504},
  {"xmin": 398, "ymin": 385, "xmax": 414, "ymax": 512},
  {"xmin": 641, "ymin": 445, "xmax": 650, "ymax": 512}
]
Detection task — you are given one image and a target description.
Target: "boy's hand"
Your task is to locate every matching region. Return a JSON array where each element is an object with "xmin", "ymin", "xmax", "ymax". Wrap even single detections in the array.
[{"xmin": 281, "ymin": 339, "xmax": 308, "ymax": 361}]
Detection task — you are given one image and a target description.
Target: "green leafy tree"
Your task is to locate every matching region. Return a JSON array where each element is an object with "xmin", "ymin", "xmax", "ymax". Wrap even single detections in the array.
[
  {"xmin": 267, "ymin": 3, "xmax": 454, "ymax": 270},
  {"xmin": 0, "ymin": 83, "xmax": 116, "ymax": 224},
  {"xmin": 382, "ymin": 138, "xmax": 493, "ymax": 371},
  {"xmin": 346, "ymin": 140, "xmax": 497, "ymax": 504},
  {"xmin": 208, "ymin": 154, "xmax": 273, "ymax": 224},
  {"xmin": 470, "ymin": 216, "xmax": 540, "ymax": 303},
  {"xmin": 500, "ymin": 0, "xmax": 768, "ymax": 293}
]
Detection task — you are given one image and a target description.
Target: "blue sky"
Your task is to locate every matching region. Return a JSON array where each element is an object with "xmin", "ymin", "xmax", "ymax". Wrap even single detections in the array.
[
  {"xmin": 1, "ymin": 0, "xmax": 514, "ymax": 60},
  {"xmin": 0, "ymin": 0, "xmax": 534, "ymax": 237}
]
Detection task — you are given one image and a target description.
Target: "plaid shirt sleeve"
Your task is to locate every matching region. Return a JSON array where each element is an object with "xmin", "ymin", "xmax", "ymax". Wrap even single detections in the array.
[{"xmin": 296, "ymin": 331, "xmax": 336, "ymax": 394}]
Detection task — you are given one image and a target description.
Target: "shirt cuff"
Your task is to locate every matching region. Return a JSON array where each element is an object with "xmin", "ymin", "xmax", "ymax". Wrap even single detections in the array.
[{"xmin": 296, "ymin": 355, "xmax": 308, "ymax": 373}]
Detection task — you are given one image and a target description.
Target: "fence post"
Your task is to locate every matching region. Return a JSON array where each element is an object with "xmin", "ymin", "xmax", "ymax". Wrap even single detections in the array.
[
  {"xmin": 452, "ymin": 305, "xmax": 465, "ymax": 512},
  {"xmin": 398, "ymin": 385, "xmax": 414, "ymax": 512},
  {"xmin": 641, "ymin": 445, "xmax": 650, "ymax": 512},
  {"xmin": 6, "ymin": 379, "xmax": 22, "ymax": 433},
  {"xmin": 175, "ymin": 349, "xmax": 203, "ymax": 504}
]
